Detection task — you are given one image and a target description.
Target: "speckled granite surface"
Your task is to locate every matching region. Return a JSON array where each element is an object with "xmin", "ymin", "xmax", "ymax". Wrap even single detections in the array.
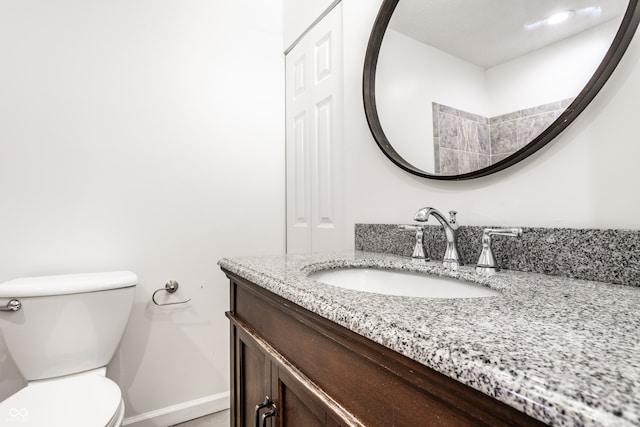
[
  {"xmin": 355, "ymin": 224, "xmax": 640, "ymax": 286},
  {"xmin": 219, "ymin": 251, "xmax": 640, "ymax": 427}
]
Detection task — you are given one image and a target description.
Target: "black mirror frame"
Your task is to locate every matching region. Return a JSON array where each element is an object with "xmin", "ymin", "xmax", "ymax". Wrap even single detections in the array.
[{"xmin": 363, "ymin": 0, "xmax": 640, "ymax": 180}]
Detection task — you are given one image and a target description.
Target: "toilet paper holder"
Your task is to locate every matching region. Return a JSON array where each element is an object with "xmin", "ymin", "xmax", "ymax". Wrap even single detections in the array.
[{"xmin": 152, "ymin": 280, "xmax": 191, "ymax": 306}]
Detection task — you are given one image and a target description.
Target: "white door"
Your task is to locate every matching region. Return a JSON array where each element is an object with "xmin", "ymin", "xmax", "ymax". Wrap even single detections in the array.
[{"xmin": 285, "ymin": 4, "xmax": 344, "ymax": 253}]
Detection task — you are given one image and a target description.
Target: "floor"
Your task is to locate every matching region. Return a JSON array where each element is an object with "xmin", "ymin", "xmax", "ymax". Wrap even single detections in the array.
[{"xmin": 171, "ymin": 409, "xmax": 230, "ymax": 427}]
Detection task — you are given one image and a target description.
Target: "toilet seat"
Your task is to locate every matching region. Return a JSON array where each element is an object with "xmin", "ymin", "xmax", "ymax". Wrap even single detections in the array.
[{"xmin": 0, "ymin": 371, "xmax": 123, "ymax": 427}]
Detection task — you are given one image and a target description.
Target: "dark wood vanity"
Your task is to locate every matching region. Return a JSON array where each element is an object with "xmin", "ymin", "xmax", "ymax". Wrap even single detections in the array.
[{"xmin": 224, "ymin": 268, "xmax": 546, "ymax": 426}]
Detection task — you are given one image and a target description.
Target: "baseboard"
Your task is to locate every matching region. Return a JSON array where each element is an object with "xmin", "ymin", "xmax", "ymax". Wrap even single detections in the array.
[{"xmin": 122, "ymin": 391, "xmax": 230, "ymax": 427}]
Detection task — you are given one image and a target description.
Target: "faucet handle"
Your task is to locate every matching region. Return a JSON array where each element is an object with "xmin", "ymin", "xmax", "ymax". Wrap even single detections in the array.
[
  {"xmin": 482, "ymin": 227, "xmax": 522, "ymax": 238},
  {"xmin": 448, "ymin": 210, "xmax": 458, "ymax": 224},
  {"xmin": 476, "ymin": 227, "xmax": 523, "ymax": 274},
  {"xmin": 398, "ymin": 225, "xmax": 428, "ymax": 260}
]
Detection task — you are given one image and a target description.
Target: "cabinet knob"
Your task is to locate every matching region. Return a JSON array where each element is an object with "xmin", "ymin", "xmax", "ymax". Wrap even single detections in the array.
[{"xmin": 254, "ymin": 396, "xmax": 271, "ymax": 427}]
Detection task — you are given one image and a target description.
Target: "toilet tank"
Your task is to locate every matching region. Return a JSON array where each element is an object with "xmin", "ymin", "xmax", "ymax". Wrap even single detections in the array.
[{"xmin": 0, "ymin": 271, "xmax": 137, "ymax": 381}]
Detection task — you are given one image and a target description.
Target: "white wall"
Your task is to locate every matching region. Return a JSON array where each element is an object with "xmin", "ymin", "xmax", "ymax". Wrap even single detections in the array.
[
  {"xmin": 0, "ymin": 0, "xmax": 285, "ymax": 423},
  {"xmin": 283, "ymin": 0, "xmax": 337, "ymax": 50},
  {"xmin": 487, "ymin": 19, "xmax": 619, "ymax": 116},
  {"xmin": 376, "ymin": 29, "xmax": 488, "ymax": 171},
  {"xmin": 342, "ymin": 0, "xmax": 640, "ymax": 231}
]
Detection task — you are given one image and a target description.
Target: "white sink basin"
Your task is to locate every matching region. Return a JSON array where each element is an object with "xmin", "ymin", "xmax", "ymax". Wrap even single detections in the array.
[{"xmin": 309, "ymin": 268, "xmax": 500, "ymax": 298}]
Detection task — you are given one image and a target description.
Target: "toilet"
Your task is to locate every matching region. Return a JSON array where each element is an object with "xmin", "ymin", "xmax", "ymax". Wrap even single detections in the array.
[{"xmin": 0, "ymin": 271, "xmax": 137, "ymax": 427}]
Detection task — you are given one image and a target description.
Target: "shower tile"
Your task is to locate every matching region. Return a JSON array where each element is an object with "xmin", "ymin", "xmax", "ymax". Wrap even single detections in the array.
[
  {"xmin": 433, "ymin": 138, "xmax": 440, "ymax": 174},
  {"xmin": 438, "ymin": 104, "xmax": 459, "ymax": 115},
  {"xmin": 439, "ymin": 148, "xmax": 459, "ymax": 175},
  {"xmin": 459, "ymin": 109, "xmax": 486, "ymax": 123},
  {"xmin": 432, "ymin": 99, "xmax": 571, "ymax": 175},
  {"xmin": 439, "ymin": 113, "xmax": 460, "ymax": 149},
  {"xmin": 491, "ymin": 152, "xmax": 513, "ymax": 164},
  {"xmin": 522, "ymin": 101, "xmax": 561, "ymax": 116},
  {"xmin": 491, "ymin": 121, "xmax": 517, "ymax": 154},
  {"xmin": 477, "ymin": 123, "xmax": 491, "ymax": 155},
  {"xmin": 478, "ymin": 154, "xmax": 491, "ymax": 169},
  {"xmin": 490, "ymin": 110, "xmax": 521, "ymax": 125},
  {"xmin": 459, "ymin": 119, "xmax": 479, "ymax": 153},
  {"xmin": 458, "ymin": 151, "xmax": 479, "ymax": 174},
  {"xmin": 516, "ymin": 111, "xmax": 556, "ymax": 148}
]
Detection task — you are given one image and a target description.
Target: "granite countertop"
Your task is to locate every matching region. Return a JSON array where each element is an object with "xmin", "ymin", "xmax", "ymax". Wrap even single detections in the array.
[{"xmin": 218, "ymin": 250, "xmax": 640, "ymax": 427}]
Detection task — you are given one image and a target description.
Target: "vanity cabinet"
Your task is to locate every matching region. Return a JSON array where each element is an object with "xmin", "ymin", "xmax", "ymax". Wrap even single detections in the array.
[{"xmin": 224, "ymin": 268, "xmax": 546, "ymax": 427}]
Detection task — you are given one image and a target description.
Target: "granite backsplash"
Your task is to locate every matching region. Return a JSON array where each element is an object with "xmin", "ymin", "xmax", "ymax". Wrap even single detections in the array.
[{"xmin": 355, "ymin": 223, "xmax": 640, "ymax": 287}]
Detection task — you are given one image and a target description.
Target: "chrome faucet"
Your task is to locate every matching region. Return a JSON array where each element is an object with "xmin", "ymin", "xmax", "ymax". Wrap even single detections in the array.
[{"xmin": 414, "ymin": 207, "xmax": 462, "ymax": 269}]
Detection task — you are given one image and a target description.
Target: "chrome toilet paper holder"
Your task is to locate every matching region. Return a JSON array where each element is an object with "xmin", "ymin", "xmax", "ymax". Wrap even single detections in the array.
[{"xmin": 152, "ymin": 280, "xmax": 191, "ymax": 306}]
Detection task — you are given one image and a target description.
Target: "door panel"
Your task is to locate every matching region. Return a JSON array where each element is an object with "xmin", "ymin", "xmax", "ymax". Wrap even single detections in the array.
[
  {"xmin": 236, "ymin": 331, "xmax": 271, "ymax": 427},
  {"xmin": 275, "ymin": 367, "xmax": 329, "ymax": 427},
  {"xmin": 286, "ymin": 4, "xmax": 344, "ymax": 253}
]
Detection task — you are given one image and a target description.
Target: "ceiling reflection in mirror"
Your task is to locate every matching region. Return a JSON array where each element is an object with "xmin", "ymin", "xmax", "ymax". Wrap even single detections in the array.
[{"xmin": 372, "ymin": 0, "xmax": 631, "ymax": 177}]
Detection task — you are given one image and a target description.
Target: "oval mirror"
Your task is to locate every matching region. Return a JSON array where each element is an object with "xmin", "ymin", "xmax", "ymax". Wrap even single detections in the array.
[{"xmin": 363, "ymin": 0, "xmax": 640, "ymax": 180}]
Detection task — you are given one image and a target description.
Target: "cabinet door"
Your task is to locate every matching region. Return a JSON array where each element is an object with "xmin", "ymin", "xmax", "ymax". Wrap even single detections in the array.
[
  {"xmin": 229, "ymin": 312, "xmax": 355, "ymax": 427},
  {"xmin": 232, "ymin": 325, "xmax": 272, "ymax": 427},
  {"xmin": 273, "ymin": 367, "xmax": 342, "ymax": 427}
]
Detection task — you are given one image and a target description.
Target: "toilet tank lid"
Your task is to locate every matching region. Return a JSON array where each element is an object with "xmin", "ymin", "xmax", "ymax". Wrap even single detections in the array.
[{"xmin": 0, "ymin": 271, "xmax": 137, "ymax": 298}]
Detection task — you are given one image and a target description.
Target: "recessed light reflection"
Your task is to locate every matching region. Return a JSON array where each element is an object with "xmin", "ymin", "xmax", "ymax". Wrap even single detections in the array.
[
  {"xmin": 524, "ymin": 6, "xmax": 602, "ymax": 31},
  {"xmin": 546, "ymin": 10, "xmax": 575, "ymax": 25}
]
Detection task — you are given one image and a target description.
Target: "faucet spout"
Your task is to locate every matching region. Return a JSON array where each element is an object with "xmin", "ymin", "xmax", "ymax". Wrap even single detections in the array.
[
  {"xmin": 414, "ymin": 207, "xmax": 462, "ymax": 269},
  {"xmin": 414, "ymin": 207, "xmax": 457, "ymax": 229}
]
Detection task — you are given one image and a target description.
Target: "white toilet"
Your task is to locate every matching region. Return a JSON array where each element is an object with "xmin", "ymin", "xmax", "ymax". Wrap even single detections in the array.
[{"xmin": 0, "ymin": 271, "xmax": 137, "ymax": 427}]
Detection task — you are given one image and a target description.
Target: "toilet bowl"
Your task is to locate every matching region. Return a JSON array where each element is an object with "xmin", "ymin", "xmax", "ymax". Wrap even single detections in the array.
[
  {"xmin": 0, "ymin": 271, "xmax": 137, "ymax": 427},
  {"xmin": 0, "ymin": 368, "xmax": 124, "ymax": 427}
]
